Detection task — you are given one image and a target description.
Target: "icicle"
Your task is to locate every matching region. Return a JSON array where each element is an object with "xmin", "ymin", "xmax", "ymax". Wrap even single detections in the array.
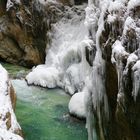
[
  {"xmin": 132, "ymin": 60, "xmax": 140, "ymax": 101},
  {"xmin": 111, "ymin": 40, "xmax": 129, "ymax": 103}
]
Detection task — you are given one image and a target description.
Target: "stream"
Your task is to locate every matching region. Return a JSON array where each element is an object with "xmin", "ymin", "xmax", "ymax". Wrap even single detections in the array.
[{"xmin": 1, "ymin": 63, "xmax": 87, "ymax": 140}]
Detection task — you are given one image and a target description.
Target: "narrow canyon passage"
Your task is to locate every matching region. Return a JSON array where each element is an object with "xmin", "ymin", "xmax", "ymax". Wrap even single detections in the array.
[{"xmin": 1, "ymin": 0, "xmax": 140, "ymax": 140}]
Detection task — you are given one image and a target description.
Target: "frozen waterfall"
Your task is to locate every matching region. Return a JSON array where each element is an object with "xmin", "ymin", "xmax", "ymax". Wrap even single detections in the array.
[{"xmin": 26, "ymin": 4, "xmax": 92, "ymax": 95}]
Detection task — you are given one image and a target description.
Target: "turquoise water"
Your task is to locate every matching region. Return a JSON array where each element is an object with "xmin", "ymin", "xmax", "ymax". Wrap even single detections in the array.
[
  {"xmin": 12, "ymin": 80, "xmax": 87, "ymax": 140},
  {"xmin": 1, "ymin": 62, "xmax": 29, "ymax": 78}
]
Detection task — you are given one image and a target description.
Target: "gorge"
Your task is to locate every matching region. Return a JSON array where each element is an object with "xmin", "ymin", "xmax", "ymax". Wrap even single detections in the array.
[{"xmin": 0, "ymin": 0, "xmax": 140, "ymax": 140}]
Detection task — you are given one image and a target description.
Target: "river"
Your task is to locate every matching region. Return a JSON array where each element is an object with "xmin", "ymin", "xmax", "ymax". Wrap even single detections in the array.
[{"xmin": 1, "ymin": 62, "xmax": 87, "ymax": 140}]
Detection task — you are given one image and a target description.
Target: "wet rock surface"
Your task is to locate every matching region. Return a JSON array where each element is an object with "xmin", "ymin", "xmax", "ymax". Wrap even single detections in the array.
[
  {"xmin": 99, "ymin": 1, "xmax": 140, "ymax": 140},
  {"xmin": 0, "ymin": 0, "xmax": 87, "ymax": 68}
]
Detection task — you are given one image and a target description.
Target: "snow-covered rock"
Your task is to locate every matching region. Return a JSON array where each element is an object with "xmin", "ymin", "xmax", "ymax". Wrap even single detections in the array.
[
  {"xmin": 111, "ymin": 40, "xmax": 128, "ymax": 64},
  {"xmin": 126, "ymin": 53, "xmax": 138, "ymax": 68},
  {"xmin": 123, "ymin": 16, "xmax": 136, "ymax": 36},
  {"xmin": 127, "ymin": 0, "xmax": 140, "ymax": 10},
  {"xmin": 0, "ymin": 64, "xmax": 23, "ymax": 140},
  {"xmin": 0, "ymin": 128, "xmax": 23, "ymax": 140},
  {"xmin": 26, "ymin": 65, "xmax": 60, "ymax": 88},
  {"xmin": 68, "ymin": 92, "xmax": 86, "ymax": 118}
]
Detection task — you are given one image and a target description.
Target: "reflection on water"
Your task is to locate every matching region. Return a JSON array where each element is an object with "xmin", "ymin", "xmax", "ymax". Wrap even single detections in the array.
[{"xmin": 12, "ymin": 80, "xmax": 87, "ymax": 140}]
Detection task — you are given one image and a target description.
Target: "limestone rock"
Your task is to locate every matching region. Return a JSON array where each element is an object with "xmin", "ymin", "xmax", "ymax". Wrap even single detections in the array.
[{"xmin": 0, "ymin": 0, "xmax": 47, "ymax": 67}]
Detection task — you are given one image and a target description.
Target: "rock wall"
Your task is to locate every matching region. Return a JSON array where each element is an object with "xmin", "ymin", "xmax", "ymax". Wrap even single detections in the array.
[
  {"xmin": 97, "ymin": 1, "xmax": 140, "ymax": 140},
  {"xmin": 0, "ymin": 0, "xmax": 65, "ymax": 67}
]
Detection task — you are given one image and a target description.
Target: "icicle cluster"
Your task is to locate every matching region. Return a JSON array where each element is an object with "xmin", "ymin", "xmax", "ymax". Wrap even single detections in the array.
[{"xmin": 108, "ymin": 0, "xmax": 140, "ymax": 102}]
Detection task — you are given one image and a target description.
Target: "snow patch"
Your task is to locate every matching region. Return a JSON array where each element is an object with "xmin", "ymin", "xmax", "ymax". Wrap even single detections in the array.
[{"xmin": 123, "ymin": 16, "xmax": 136, "ymax": 36}]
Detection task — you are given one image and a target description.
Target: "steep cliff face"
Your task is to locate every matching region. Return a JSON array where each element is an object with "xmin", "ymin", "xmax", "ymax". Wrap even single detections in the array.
[
  {"xmin": 0, "ymin": 0, "xmax": 42, "ymax": 67},
  {"xmin": 0, "ymin": 64, "xmax": 23, "ymax": 140},
  {"xmin": 0, "ymin": 0, "xmax": 64, "ymax": 67}
]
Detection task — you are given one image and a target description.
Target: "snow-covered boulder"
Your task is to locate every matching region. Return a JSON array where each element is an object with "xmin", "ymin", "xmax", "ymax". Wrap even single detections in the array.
[
  {"xmin": 0, "ymin": 64, "xmax": 23, "ymax": 140},
  {"xmin": 26, "ymin": 65, "xmax": 60, "ymax": 88},
  {"xmin": 68, "ymin": 92, "xmax": 86, "ymax": 118}
]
